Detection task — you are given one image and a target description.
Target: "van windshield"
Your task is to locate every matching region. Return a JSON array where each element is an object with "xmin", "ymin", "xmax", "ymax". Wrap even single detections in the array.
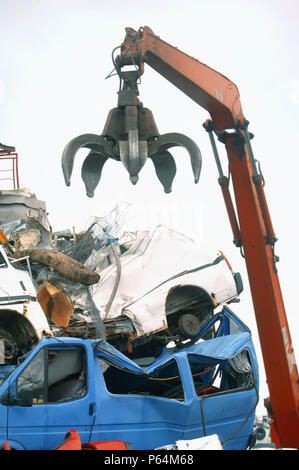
[{"xmin": 0, "ymin": 364, "xmax": 16, "ymax": 386}]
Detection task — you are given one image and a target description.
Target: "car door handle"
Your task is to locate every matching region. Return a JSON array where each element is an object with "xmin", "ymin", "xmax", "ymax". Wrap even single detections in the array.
[{"xmin": 89, "ymin": 402, "xmax": 96, "ymax": 416}]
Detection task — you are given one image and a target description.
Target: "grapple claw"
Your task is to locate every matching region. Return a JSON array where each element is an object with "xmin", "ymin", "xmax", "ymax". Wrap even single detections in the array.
[
  {"xmin": 61, "ymin": 68, "xmax": 202, "ymax": 195},
  {"xmin": 61, "ymin": 133, "xmax": 112, "ymax": 187},
  {"xmin": 119, "ymin": 129, "xmax": 148, "ymax": 184},
  {"xmin": 150, "ymin": 151, "xmax": 177, "ymax": 193},
  {"xmin": 117, "ymin": 105, "xmax": 148, "ymax": 184},
  {"xmin": 81, "ymin": 151, "xmax": 109, "ymax": 197},
  {"xmin": 150, "ymin": 133, "xmax": 202, "ymax": 184}
]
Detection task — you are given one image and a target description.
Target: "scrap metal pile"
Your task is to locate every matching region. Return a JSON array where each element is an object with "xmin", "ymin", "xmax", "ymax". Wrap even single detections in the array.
[{"xmin": 0, "ymin": 189, "xmax": 243, "ymax": 362}]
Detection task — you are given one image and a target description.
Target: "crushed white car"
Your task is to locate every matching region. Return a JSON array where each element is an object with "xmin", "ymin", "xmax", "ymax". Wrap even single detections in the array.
[
  {"xmin": 89, "ymin": 225, "xmax": 243, "ymax": 353},
  {"xmin": 0, "ymin": 245, "xmax": 51, "ymax": 364}
]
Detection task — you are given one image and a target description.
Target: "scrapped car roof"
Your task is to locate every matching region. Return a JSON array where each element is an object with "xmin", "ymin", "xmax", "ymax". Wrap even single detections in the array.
[{"xmin": 95, "ymin": 331, "xmax": 253, "ymax": 375}]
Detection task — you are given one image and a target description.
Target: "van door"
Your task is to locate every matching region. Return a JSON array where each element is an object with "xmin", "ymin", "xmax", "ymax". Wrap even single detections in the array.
[
  {"xmin": 5, "ymin": 343, "xmax": 95, "ymax": 450},
  {"xmin": 184, "ymin": 348, "xmax": 258, "ymax": 450},
  {"xmin": 91, "ymin": 353, "xmax": 190, "ymax": 449}
]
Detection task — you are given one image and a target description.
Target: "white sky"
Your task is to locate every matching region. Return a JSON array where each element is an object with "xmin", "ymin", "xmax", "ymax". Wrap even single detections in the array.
[{"xmin": 0, "ymin": 0, "xmax": 298, "ymax": 415}]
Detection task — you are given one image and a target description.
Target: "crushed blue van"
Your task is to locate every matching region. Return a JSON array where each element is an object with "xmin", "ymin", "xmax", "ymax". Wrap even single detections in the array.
[{"xmin": 0, "ymin": 306, "xmax": 258, "ymax": 450}]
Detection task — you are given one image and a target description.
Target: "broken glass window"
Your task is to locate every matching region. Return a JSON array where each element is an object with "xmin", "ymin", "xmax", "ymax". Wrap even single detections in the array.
[
  {"xmin": 102, "ymin": 358, "xmax": 185, "ymax": 401},
  {"xmin": 187, "ymin": 348, "xmax": 254, "ymax": 396},
  {"xmin": 226, "ymin": 350, "xmax": 254, "ymax": 389}
]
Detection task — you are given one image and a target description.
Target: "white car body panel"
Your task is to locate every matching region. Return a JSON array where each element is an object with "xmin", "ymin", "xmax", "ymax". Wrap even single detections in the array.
[
  {"xmin": 91, "ymin": 226, "xmax": 240, "ymax": 337},
  {"xmin": 0, "ymin": 246, "xmax": 50, "ymax": 339}
]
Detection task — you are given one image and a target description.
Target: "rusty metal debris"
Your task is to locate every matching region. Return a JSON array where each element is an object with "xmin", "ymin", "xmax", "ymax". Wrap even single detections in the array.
[{"xmin": 37, "ymin": 281, "xmax": 74, "ymax": 328}]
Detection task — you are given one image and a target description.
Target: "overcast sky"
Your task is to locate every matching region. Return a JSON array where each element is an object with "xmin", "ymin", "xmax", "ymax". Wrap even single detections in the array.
[{"xmin": 0, "ymin": 0, "xmax": 298, "ymax": 414}]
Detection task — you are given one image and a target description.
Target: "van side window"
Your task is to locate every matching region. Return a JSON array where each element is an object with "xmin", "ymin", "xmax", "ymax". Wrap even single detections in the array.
[
  {"xmin": 224, "ymin": 350, "xmax": 254, "ymax": 390},
  {"xmin": 16, "ymin": 347, "xmax": 87, "ymax": 404},
  {"xmin": 47, "ymin": 349, "xmax": 86, "ymax": 403},
  {"xmin": 188, "ymin": 349, "xmax": 254, "ymax": 397},
  {"xmin": 102, "ymin": 358, "xmax": 185, "ymax": 401}
]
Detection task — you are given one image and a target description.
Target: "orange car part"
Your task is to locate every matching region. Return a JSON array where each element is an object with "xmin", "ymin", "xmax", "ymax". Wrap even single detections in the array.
[
  {"xmin": 54, "ymin": 429, "xmax": 131, "ymax": 450},
  {"xmin": 0, "ymin": 229, "xmax": 8, "ymax": 245},
  {"xmin": 116, "ymin": 26, "xmax": 299, "ymax": 449},
  {"xmin": 0, "ymin": 441, "xmax": 11, "ymax": 450},
  {"xmin": 54, "ymin": 429, "xmax": 82, "ymax": 450}
]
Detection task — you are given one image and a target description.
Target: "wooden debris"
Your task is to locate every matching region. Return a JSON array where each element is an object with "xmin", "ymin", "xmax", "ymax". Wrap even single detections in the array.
[{"xmin": 11, "ymin": 248, "xmax": 100, "ymax": 285}]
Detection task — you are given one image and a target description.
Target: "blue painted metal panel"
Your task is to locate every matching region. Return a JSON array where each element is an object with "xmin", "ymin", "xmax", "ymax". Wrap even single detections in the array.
[
  {"xmin": 3, "ymin": 337, "xmax": 96, "ymax": 450},
  {"xmin": 6, "ymin": 395, "xmax": 95, "ymax": 450},
  {"xmin": 184, "ymin": 387, "xmax": 258, "ymax": 450},
  {"xmin": 90, "ymin": 353, "xmax": 192, "ymax": 449},
  {"xmin": 0, "ymin": 309, "xmax": 259, "ymax": 450}
]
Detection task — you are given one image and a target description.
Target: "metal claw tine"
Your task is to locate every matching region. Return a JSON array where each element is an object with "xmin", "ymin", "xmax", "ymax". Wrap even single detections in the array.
[
  {"xmin": 155, "ymin": 133, "xmax": 202, "ymax": 183},
  {"xmin": 150, "ymin": 151, "xmax": 177, "ymax": 193},
  {"xmin": 81, "ymin": 151, "xmax": 109, "ymax": 198},
  {"xmin": 119, "ymin": 129, "xmax": 148, "ymax": 184},
  {"xmin": 61, "ymin": 133, "xmax": 107, "ymax": 186}
]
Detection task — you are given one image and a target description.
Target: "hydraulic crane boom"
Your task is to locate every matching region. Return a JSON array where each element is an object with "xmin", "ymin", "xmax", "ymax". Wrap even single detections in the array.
[
  {"xmin": 116, "ymin": 26, "xmax": 299, "ymax": 448},
  {"xmin": 60, "ymin": 26, "xmax": 299, "ymax": 448}
]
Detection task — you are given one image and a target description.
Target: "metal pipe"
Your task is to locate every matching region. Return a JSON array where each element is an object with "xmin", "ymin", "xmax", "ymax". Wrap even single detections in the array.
[{"xmin": 104, "ymin": 242, "xmax": 121, "ymax": 318}]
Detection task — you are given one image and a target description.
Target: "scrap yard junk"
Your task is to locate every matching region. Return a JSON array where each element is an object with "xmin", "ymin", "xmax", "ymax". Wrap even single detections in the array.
[
  {"xmin": 0, "ymin": 193, "xmax": 243, "ymax": 359},
  {"xmin": 0, "ymin": 305, "xmax": 259, "ymax": 450},
  {"xmin": 0, "ymin": 191, "xmax": 259, "ymax": 450}
]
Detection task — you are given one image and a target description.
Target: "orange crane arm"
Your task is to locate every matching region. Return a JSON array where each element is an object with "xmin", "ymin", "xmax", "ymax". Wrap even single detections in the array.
[
  {"xmin": 117, "ymin": 26, "xmax": 299, "ymax": 448},
  {"xmin": 119, "ymin": 26, "xmax": 244, "ymax": 130}
]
